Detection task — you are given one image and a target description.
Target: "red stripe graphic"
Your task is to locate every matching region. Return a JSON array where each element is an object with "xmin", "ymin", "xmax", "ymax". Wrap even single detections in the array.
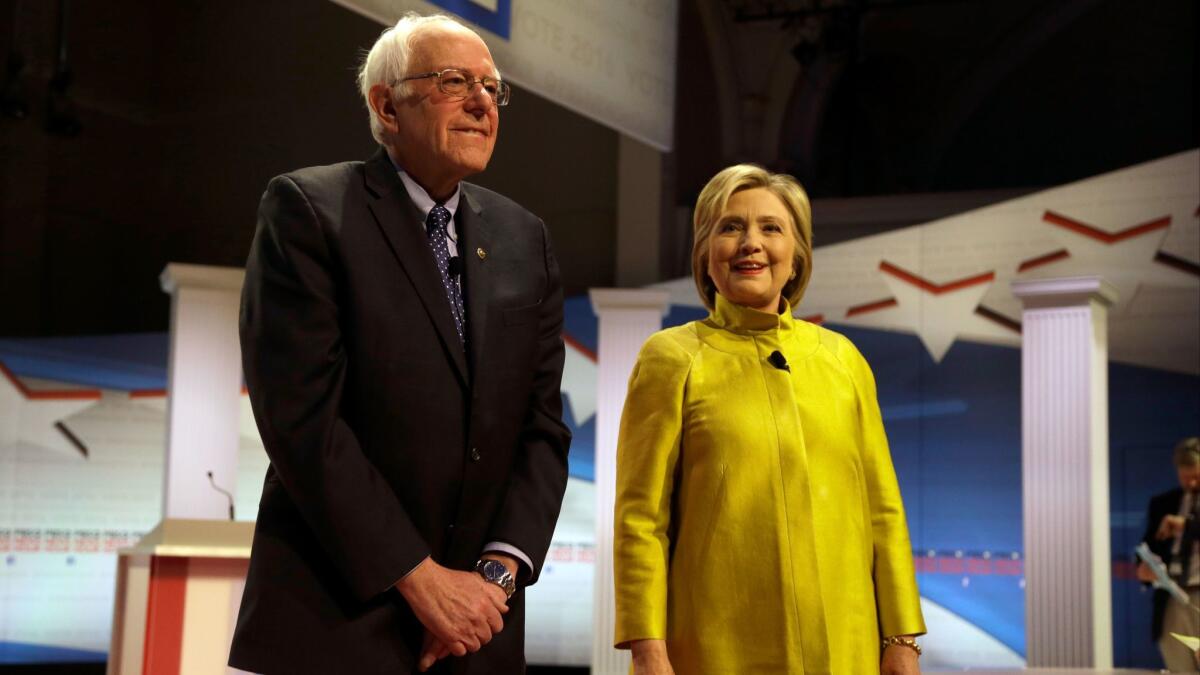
[
  {"xmin": 143, "ymin": 556, "xmax": 188, "ymax": 675},
  {"xmin": 1155, "ymin": 251, "xmax": 1200, "ymax": 277},
  {"xmin": 562, "ymin": 332, "xmax": 597, "ymax": 363},
  {"xmin": 913, "ymin": 554, "xmax": 1138, "ymax": 581},
  {"xmin": 1017, "ymin": 249, "xmax": 1070, "ymax": 272},
  {"xmin": 1113, "ymin": 560, "xmax": 1138, "ymax": 581},
  {"xmin": 911, "ymin": 556, "xmax": 1023, "ymax": 576},
  {"xmin": 975, "ymin": 306, "xmax": 1021, "ymax": 334},
  {"xmin": 0, "ymin": 360, "xmax": 102, "ymax": 401},
  {"xmin": 879, "ymin": 261, "xmax": 995, "ymax": 294},
  {"xmin": 1042, "ymin": 210, "xmax": 1171, "ymax": 243},
  {"xmin": 845, "ymin": 298, "xmax": 897, "ymax": 318}
]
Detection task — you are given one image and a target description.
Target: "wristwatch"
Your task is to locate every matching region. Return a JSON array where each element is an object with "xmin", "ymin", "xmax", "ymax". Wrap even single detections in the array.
[{"xmin": 474, "ymin": 558, "xmax": 516, "ymax": 599}]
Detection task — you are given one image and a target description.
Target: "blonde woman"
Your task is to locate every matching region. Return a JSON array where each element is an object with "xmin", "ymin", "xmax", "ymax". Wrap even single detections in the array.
[{"xmin": 613, "ymin": 165, "xmax": 926, "ymax": 674}]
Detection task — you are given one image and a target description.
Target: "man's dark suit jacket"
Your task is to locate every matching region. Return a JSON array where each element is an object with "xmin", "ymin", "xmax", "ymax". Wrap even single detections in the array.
[
  {"xmin": 229, "ymin": 149, "xmax": 571, "ymax": 674},
  {"xmin": 1142, "ymin": 487, "xmax": 1199, "ymax": 642}
]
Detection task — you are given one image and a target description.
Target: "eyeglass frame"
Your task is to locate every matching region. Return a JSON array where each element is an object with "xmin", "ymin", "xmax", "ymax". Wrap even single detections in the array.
[{"xmin": 393, "ymin": 68, "xmax": 511, "ymax": 107}]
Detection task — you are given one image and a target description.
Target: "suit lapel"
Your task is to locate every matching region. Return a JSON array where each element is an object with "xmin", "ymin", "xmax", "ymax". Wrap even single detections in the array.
[
  {"xmin": 363, "ymin": 149, "xmax": 468, "ymax": 386},
  {"xmin": 458, "ymin": 185, "xmax": 493, "ymax": 382}
]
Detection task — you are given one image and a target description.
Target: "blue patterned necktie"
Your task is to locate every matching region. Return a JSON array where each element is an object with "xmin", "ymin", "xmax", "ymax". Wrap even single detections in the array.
[{"xmin": 425, "ymin": 204, "xmax": 465, "ymax": 345}]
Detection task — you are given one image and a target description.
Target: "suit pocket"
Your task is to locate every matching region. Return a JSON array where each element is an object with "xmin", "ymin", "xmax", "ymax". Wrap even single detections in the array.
[{"xmin": 501, "ymin": 302, "xmax": 541, "ymax": 327}]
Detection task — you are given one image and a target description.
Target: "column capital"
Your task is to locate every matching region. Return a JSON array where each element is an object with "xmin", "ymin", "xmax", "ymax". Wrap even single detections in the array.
[
  {"xmin": 1011, "ymin": 276, "xmax": 1118, "ymax": 310},
  {"xmin": 589, "ymin": 288, "xmax": 671, "ymax": 316},
  {"xmin": 160, "ymin": 263, "xmax": 245, "ymax": 295}
]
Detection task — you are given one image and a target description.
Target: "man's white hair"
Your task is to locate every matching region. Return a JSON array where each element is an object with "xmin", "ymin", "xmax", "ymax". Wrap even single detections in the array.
[{"xmin": 357, "ymin": 12, "xmax": 485, "ymax": 145}]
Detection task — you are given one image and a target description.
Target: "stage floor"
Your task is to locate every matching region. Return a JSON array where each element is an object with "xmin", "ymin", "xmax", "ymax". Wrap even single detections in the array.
[{"xmin": 928, "ymin": 670, "xmax": 1162, "ymax": 674}]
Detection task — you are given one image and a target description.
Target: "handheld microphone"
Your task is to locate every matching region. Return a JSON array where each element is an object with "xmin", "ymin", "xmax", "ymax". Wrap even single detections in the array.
[
  {"xmin": 768, "ymin": 350, "xmax": 790, "ymax": 372},
  {"xmin": 207, "ymin": 470, "xmax": 236, "ymax": 521},
  {"xmin": 447, "ymin": 256, "xmax": 463, "ymax": 278}
]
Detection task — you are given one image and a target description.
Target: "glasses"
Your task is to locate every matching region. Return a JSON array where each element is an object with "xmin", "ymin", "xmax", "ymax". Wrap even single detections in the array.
[{"xmin": 395, "ymin": 68, "xmax": 511, "ymax": 106}]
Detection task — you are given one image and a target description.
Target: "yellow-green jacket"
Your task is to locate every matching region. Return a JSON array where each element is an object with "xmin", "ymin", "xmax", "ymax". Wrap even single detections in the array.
[{"xmin": 613, "ymin": 294, "xmax": 926, "ymax": 674}]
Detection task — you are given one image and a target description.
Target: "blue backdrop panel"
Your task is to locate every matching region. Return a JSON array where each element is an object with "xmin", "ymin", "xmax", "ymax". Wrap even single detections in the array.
[{"xmin": 427, "ymin": 0, "xmax": 512, "ymax": 39}]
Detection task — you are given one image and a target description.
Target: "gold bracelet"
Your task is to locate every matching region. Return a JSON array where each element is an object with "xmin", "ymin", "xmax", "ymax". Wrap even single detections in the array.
[{"xmin": 880, "ymin": 635, "xmax": 922, "ymax": 657}]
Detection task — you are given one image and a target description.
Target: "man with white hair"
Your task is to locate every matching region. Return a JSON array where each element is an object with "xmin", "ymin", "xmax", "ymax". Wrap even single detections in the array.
[{"xmin": 230, "ymin": 13, "xmax": 570, "ymax": 673}]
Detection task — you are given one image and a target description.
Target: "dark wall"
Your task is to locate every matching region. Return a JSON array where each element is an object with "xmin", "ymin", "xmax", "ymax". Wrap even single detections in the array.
[
  {"xmin": 671, "ymin": 0, "xmax": 1196, "ymax": 203},
  {"xmin": 0, "ymin": 0, "xmax": 617, "ymax": 337},
  {"xmin": 792, "ymin": 0, "xmax": 1197, "ymax": 198},
  {"xmin": 672, "ymin": 0, "xmax": 723, "ymax": 206},
  {"xmin": 936, "ymin": 0, "xmax": 1197, "ymax": 192}
]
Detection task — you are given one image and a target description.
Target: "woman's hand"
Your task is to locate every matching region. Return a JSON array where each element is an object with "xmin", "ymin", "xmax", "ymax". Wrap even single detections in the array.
[
  {"xmin": 880, "ymin": 642, "xmax": 921, "ymax": 675},
  {"xmin": 630, "ymin": 639, "xmax": 675, "ymax": 675}
]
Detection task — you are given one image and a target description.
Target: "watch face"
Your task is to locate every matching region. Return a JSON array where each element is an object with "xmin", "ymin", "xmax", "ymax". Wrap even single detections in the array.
[{"xmin": 476, "ymin": 559, "xmax": 515, "ymax": 596}]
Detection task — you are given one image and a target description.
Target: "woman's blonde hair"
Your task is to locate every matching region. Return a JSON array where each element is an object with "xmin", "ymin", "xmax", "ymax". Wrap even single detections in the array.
[{"xmin": 691, "ymin": 164, "xmax": 814, "ymax": 311}]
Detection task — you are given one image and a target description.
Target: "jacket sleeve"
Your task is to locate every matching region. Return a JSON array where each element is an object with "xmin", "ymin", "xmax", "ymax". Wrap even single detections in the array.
[
  {"xmin": 1144, "ymin": 494, "xmax": 1173, "ymax": 559},
  {"xmin": 483, "ymin": 219, "xmax": 572, "ymax": 585},
  {"xmin": 612, "ymin": 332, "xmax": 692, "ymax": 647},
  {"xmin": 241, "ymin": 175, "xmax": 430, "ymax": 602},
  {"xmin": 843, "ymin": 338, "xmax": 927, "ymax": 638}
]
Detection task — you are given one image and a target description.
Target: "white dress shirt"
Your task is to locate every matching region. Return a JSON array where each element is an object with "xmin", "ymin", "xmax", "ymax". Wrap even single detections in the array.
[{"xmin": 397, "ymin": 170, "xmax": 461, "ymax": 258}]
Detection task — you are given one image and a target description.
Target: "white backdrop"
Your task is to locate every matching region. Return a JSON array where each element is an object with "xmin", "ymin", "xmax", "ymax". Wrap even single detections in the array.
[{"xmin": 330, "ymin": 0, "xmax": 679, "ymax": 151}]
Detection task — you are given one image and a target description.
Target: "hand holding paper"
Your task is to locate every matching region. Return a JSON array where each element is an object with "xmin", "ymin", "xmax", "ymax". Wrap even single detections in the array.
[{"xmin": 1136, "ymin": 542, "xmax": 1194, "ymax": 606}]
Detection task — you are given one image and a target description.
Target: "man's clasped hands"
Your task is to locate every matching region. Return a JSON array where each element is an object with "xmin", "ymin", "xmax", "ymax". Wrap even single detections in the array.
[{"xmin": 396, "ymin": 554, "xmax": 517, "ymax": 672}]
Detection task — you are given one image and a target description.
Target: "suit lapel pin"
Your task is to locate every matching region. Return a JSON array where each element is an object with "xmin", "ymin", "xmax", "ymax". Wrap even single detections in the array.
[{"xmin": 476, "ymin": 247, "xmax": 487, "ymax": 260}]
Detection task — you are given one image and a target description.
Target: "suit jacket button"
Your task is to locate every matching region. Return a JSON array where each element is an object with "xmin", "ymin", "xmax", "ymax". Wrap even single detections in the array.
[{"xmin": 470, "ymin": 448, "xmax": 481, "ymax": 461}]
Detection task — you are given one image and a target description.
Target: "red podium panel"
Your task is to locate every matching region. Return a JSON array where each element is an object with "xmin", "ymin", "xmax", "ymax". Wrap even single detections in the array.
[{"xmin": 108, "ymin": 519, "xmax": 254, "ymax": 675}]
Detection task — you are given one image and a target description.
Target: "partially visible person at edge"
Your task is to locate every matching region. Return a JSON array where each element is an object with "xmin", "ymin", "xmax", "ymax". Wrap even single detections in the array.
[
  {"xmin": 229, "ymin": 12, "xmax": 571, "ymax": 674},
  {"xmin": 612, "ymin": 164, "xmax": 927, "ymax": 674},
  {"xmin": 1138, "ymin": 437, "xmax": 1200, "ymax": 672}
]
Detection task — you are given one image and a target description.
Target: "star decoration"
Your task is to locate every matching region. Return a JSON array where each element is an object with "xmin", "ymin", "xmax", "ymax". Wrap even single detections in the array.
[
  {"xmin": 841, "ymin": 262, "xmax": 1005, "ymax": 362},
  {"xmin": 0, "ymin": 363, "xmax": 101, "ymax": 459},
  {"xmin": 1017, "ymin": 210, "xmax": 1197, "ymax": 316},
  {"xmin": 560, "ymin": 336, "xmax": 597, "ymax": 428}
]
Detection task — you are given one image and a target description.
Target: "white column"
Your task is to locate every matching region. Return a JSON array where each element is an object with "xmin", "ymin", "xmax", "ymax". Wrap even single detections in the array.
[
  {"xmin": 1012, "ymin": 276, "xmax": 1117, "ymax": 667},
  {"xmin": 159, "ymin": 263, "xmax": 245, "ymax": 520},
  {"xmin": 589, "ymin": 288, "xmax": 671, "ymax": 675}
]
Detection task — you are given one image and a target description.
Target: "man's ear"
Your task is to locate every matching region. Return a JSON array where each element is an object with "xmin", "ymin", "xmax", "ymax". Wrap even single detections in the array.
[{"xmin": 368, "ymin": 83, "xmax": 400, "ymax": 134}]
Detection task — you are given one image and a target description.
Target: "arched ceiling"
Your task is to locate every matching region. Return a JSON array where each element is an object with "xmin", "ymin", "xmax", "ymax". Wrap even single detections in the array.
[{"xmin": 675, "ymin": 0, "xmax": 1195, "ymax": 201}]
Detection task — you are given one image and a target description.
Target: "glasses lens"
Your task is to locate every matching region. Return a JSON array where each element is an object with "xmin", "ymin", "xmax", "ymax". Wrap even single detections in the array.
[
  {"xmin": 438, "ymin": 69, "xmax": 510, "ymax": 106},
  {"xmin": 438, "ymin": 70, "xmax": 470, "ymax": 96}
]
